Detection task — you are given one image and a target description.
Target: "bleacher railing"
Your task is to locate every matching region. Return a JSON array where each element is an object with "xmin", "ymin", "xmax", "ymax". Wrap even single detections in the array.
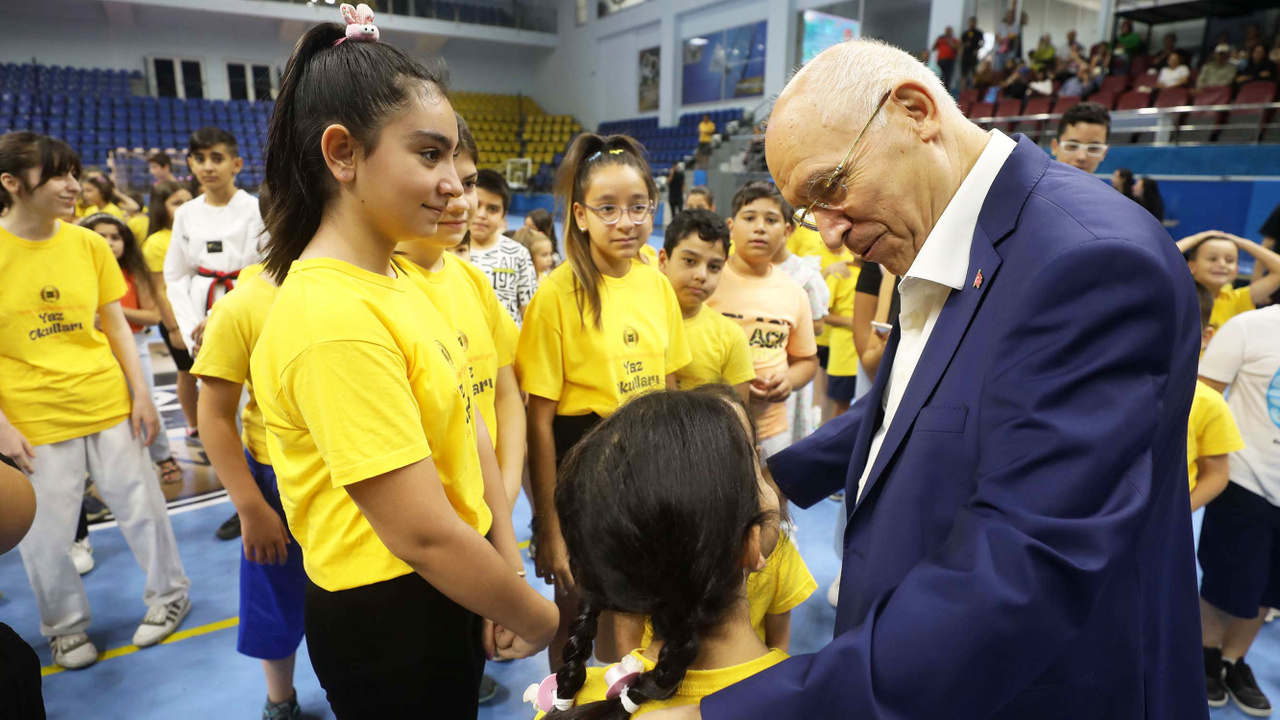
[
  {"xmin": 969, "ymin": 102, "xmax": 1280, "ymax": 146},
  {"xmin": 263, "ymin": 0, "xmax": 556, "ymax": 34}
]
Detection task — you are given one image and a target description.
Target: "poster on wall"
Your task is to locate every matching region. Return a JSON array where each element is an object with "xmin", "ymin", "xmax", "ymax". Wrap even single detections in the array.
[
  {"xmin": 681, "ymin": 20, "xmax": 767, "ymax": 105},
  {"xmin": 598, "ymin": 0, "xmax": 651, "ymax": 18},
  {"xmin": 638, "ymin": 46, "xmax": 660, "ymax": 112},
  {"xmin": 800, "ymin": 10, "xmax": 860, "ymax": 65}
]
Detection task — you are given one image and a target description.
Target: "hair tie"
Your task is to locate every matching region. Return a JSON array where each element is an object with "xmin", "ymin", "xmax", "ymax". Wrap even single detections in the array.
[
  {"xmin": 335, "ymin": 3, "xmax": 380, "ymax": 46},
  {"xmin": 619, "ymin": 687, "xmax": 642, "ymax": 715},
  {"xmin": 606, "ymin": 654, "xmax": 645, "ymax": 713},
  {"xmin": 523, "ymin": 675, "xmax": 574, "ymax": 713}
]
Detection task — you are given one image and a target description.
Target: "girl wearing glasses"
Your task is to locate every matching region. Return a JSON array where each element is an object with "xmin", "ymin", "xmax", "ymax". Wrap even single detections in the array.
[{"xmin": 517, "ymin": 133, "xmax": 692, "ymax": 672}]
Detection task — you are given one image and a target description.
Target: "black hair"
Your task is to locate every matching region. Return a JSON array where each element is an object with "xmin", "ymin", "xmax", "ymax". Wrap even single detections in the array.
[
  {"xmin": 475, "ymin": 168, "xmax": 510, "ymax": 215},
  {"xmin": 730, "ymin": 180, "xmax": 792, "ymax": 221},
  {"xmin": 527, "ymin": 207, "xmax": 554, "ymax": 237},
  {"xmin": 456, "ymin": 112, "xmax": 478, "ymax": 165},
  {"xmin": 0, "ymin": 132, "xmax": 82, "ymax": 212},
  {"xmin": 1194, "ymin": 281, "xmax": 1215, "ymax": 331},
  {"xmin": 147, "ymin": 151, "xmax": 172, "ymax": 168},
  {"xmin": 82, "ymin": 174, "xmax": 120, "ymax": 208},
  {"xmin": 189, "ymin": 126, "xmax": 239, "ymax": 157},
  {"xmin": 147, "ymin": 179, "xmax": 190, "ymax": 239},
  {"xmin": 1136, "ymin": 176, "xmax": 1164, "ymax": 222},
  {"xmin": 686, "ymin": 185, "xmax": 714, "ymax": 207},
  {"xmin": 1113, "ymin": 167, "xmax": 1134, "ymax": 198},
  {"xmin": 260, "ymin": 21, "xmax": 450, "ymax": 283},
  {"xmin": 550, "ymin": 389, "xmax": 771, "ymax": 720},
  {"xmin": 663, "ymin": 208, "xmax": 730, "ymax": 257},
  {"xmin": 554, "ymin": 133, "xmax": 658, "ymax": 329},
  {"xmin": 1057, "ymin": 101, "xmax": 1111, "ymax": 139},
  {"xmin": 81, "ymin": 213, "xmax": 156, "ymax": 302}
]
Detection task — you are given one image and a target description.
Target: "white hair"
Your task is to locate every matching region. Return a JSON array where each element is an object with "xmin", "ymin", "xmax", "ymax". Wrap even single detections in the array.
[{"xmin": 780, "ymin": 38, "xmax": 960, "ymax": 130}]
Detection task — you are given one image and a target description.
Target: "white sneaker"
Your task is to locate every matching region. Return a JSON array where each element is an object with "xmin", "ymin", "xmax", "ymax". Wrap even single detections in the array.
[
  {"xmin": 70, "ymin": 538, "xmax": 94, "ymax": 575},
  {"xmin": 132, "ymin": 596, "xmax": 190, "ymax": 647},
  {"xmin": 827, "ymin": 569, "xmax": 841, "ymax": 608},
  {"xmin": 50, "ymin": 633, "xmax": 98, "ymax": 670}
]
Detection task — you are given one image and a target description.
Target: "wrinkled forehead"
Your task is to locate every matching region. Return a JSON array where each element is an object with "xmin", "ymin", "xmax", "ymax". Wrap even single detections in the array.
[{"xmin": 765, "ymin": 98, "xmax": 857, "ymax": 204}]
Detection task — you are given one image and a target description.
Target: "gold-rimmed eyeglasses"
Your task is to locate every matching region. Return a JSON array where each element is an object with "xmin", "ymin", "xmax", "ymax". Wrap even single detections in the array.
[{"xmin": 792, "ymin": 92, "xmax": 891, "ymax": 232}]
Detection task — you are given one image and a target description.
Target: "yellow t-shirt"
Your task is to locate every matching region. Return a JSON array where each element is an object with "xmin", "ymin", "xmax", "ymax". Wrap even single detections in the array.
[
  {"xmin": 0, "ymin": 221, "xmax": 131, "ymax": 446},
  {"xmin": 517, "ymin": 262, "xmax": 691, "ymax": 417},
  {"xmin": 143, "ymin": 229, "xmax": 171, "ymax": 274},
  {"xmin": 638, "ymin": 244, "xmax": 658, "ymax": 265},
  {"xmin": 1210, "ymin": 285, "xmax": 1254, "ymax": 330},
  {"xmin": 786, "ymin": 227, "xmax": 824, "ymax": 259},
  {"xmin": 539, "ymin": 648, "xmax": 790, "ymax": 718},
  {"xmin": 251, "ymin": 258, "xmax": 491, "ymax": 592},
  {"xmin": 79, "ymin": 202, "xmax": 125, "ymax": 219},
  {"xmin": 825, "ymin": 266, "xmax": 861, "ymax": 377},
  {"xmin": 641, "ymin": 531, "xmax": 816, "ymax": 647},
  {"xmin": 699, "ymin": 120, "xmax": 717, "ymax": 144},
  {"xmin": 398, "ymin": 254, "xmax": 513, "ymax": 446},
  {"xmin": 189, "ymin": 266, "xmax": 275, "ymax": 464},
  {"xmin": 673, "ymin": 305, "xmax": 755, "ymax": 390},
  {"xmin": 127, "ymin": 215, "xmax": 150, "ymax": 247},
  {"xmin": 1186, "ymin": 379, "xmax": 1245, "ymax": 491},
  {"xmin": 502, "ymin": 309, "xmax": 521, "ymax": 371}
]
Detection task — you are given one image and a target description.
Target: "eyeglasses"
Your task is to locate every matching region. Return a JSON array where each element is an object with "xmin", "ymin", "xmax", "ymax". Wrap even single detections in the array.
[
  {"xmin": 793, "ymin": 92, "xmax": 891, "ymax": 232},
  {"xmin": 1057, "ymin": 141, "xmax": 1109, "ymax": 158},
  {"xmin": 582, "ymin": 202, "xmax": 655, "ymax": 225}
]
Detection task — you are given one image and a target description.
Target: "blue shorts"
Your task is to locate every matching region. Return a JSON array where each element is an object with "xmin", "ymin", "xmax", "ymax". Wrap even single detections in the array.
[
  {"xmin": 238, "ymin": 450, "xmax": 307, "ymax": 660},
  {"xmin": 1199, "ymin": 482, "xmax": 1280, "ymax": 620},
  {"xmin": 816, "ymin": 345, "xmax": 830, "ymax": 370},
  {"xmin": 827, "ymin": 374, "xmax": 857, "ymax": 402}
]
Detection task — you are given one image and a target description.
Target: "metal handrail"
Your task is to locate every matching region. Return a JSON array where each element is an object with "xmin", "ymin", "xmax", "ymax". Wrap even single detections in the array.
[{"xmin": 967, "ymin": 100, "xmax": 1280, "ymax": 124}]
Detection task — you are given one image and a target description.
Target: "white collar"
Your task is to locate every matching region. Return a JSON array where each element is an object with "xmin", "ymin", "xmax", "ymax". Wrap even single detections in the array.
[{"xmin": 903, "ymin": 129, "xmax": 1016, "ymax": 291}]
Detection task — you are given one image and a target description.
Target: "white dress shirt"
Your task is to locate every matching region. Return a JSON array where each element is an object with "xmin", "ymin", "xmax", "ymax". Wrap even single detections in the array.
[{"xmin": 856, "ymin": 130, "xmax": 1017, "ymax": 500}]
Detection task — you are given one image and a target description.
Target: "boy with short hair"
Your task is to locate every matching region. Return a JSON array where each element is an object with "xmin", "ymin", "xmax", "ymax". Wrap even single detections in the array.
[
  {"xmin": 148, "ymin": 152, "xmax": 175, "ymax": 185},
  {"xmin": 1187, "ymin": 282, "xmax": 1244, "ymax": 514},
  {"xmin": 469, "ymin": 169, "xmax": 538, "ymax": 326},
  {"xmin": 657, "ymin": 208, "xmax": 754, "ymax": 401},
  {"xmin": 708, "ymin": 182, "xmax": 818, "ymax": 460},
  {"xmin": 1051, "ymin": 102, "xmax": 1111, "ymax": 175},
  {"xmin": 1197, "ymin": 301, "xmax": 1280, "ymax": 715},
  {"xmin": 164, "ymin": 127, "xmax": 265, "ymax": 351},
  {"xmin": 685, "ymin": 186, "xmax": 715, "ymax": 212}
]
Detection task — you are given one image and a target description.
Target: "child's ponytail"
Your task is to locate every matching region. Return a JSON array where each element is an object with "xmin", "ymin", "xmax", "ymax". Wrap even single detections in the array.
[{"xmin": 261, "ymin": 20, "xmax": 450, "ymax": 283}]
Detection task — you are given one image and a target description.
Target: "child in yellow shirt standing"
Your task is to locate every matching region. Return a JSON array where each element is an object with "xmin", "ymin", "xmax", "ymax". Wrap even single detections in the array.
[
  {"xmin": 657, "ymin": 208, "xmax": 754, "ymax": 400},
  {"xmin": 823, "ymin": 257, "xmax": 862, "ymax": 418},
  {"xmin": 1187, "ymin": 282, "xmax": 1245, "ymax": 512},
  {"xmin": 1177, "ymin": 230, "xmax": 1280, "ymax": 329},
  {"xmin": 519, "ymin": 133, "xmax": 691, "ymax": 670}
]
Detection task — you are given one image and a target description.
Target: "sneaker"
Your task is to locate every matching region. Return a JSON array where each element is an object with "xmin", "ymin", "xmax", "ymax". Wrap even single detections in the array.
[
  {"xmin": 70, "ymin": 538, "xmax": 95, "ymax": 575},
  {"xmin": 479, "ymin": 675, "xmax": 500, "ymax": 705},
  {"xmin": 829, "ymin": 491, "xmax": 845, "ymax": 502},
  {"xmin": 82, "ymin": 494, "xmax": 110, "ymax": 523},
  {"xmin": 1267, "ymin": 608, "xmax": 1280, "ymax": 623},
  {"xmin": 132, "ymin": 596, "xmax": 191, "ymax": 647},
  {"xmin": 1206, "ymin": 647, "xmax": 1227, "ymax": 708},
  {"xmin": 185, "ymin": 428, "xmax": 201, "ymax": 446},
  {"xmin": 50, "ymin": 633, "xmax": 98, "ymax": 670},
  {"xmin": 263, "ymin": 691, "xmax": 300, "ymax": 720},
  {"xmin": 1225, "ymin": 658, "xmax": 1273, "ymax": 717},
  {"xmin": 216, "ymin": 513, "xmax": 241, "ymax": 541},
  {"xmin": 827, "ymin": 568, "xmax": 841, "ymax": 608}
]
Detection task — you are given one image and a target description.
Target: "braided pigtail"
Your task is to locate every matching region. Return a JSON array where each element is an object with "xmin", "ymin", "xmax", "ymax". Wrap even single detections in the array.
[{"xmin": 553, "ymin": 600, "xmax": 601, "ymax": 709}]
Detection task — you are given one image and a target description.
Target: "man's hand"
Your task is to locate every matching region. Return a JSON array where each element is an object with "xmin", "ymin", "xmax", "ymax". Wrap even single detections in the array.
[
  {"xmin": 131, "ymin": 395, "xmax": 161, "ymax": 447},
  {"xmin": 241, "ymin": 500, "xmax": 291, "ymax": 565},
  {"xmin": 0, "ymin": 423, "xmax": 36, "ymax": 474},
  {"xmin": 191, "ymin": 317, "xmax": 209, "ymax": 357},
  {"xmin": 534, "ymin": 524, "xmax": 576, "ymax": 594}
]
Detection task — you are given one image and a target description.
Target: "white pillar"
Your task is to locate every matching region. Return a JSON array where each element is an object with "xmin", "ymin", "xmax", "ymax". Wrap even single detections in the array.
[
  {"xmin": 659, "ymin": 8, "xmax": 678, "ymax": 127},
  {"xmin": 1095, "ymin": 0, "xmax": 1115, "ymax": 48}
]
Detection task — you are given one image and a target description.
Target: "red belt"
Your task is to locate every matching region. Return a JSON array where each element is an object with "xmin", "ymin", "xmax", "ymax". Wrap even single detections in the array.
[{"xmin": 196, "ymin": 266, "xmax": 240, "ymax": 313}]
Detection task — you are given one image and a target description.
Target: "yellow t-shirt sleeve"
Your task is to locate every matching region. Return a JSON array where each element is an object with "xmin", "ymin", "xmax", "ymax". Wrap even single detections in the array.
[
  {"xmin": 722, "ymin": 320, "xmax": 756, "ymax": 386},
  {"xmin": 516, "ymin": 288, "xmax": 564, "ymax": 401},
  {"xmin": 189, "ymin": 301, "xmax": 250, "ymax": 384},
  {"xmin": 766, "ymin": 533, "xmax": 818, "ymax": 616},
  {"xmin": 127, "ymin": 215, "xmax": 150, "ymax": 246},
  {"xmin": 1233, "ymin": 286, "xmax": 1256, "ymax": 316},
  {"xmin": 143, "ymin": 231, "xmax": 168, "ymax": 273},
  {"xmin": 663, "ymin": 279, "xmax": 692, "ymax": 374},
  {"xmin": 1198, "ymin": 392, "xmax": 1246, "ymax": 459},
  {"xmin": 285, "ymin": 340, "xmax": 431, "ymax": 487},
  {"xmin": 93, "ymin": 234, "xmax": 128, "ymax": 307}
]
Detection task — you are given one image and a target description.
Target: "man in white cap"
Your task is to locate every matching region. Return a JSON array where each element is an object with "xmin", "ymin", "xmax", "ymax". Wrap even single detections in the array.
[{"xmin": 1197, "ymin": 44, "xmax": 1239, "ymax": 88}]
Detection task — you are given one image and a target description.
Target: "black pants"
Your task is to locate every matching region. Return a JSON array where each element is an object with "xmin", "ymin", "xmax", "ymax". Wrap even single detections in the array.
[
  {"xmin": 305, "ymin": 573, "xmax": 486, "ymax": 719},
  {"xmin": 553, "ymin": 413, "xmax": 603, "ymax": 467},
  {"xmin": 939, "ymin": 59, "xmax": 955, "ymax": 86},
  {"xmin": 0, "ymin": 623, "xmax": 44, "ymax": 720}
]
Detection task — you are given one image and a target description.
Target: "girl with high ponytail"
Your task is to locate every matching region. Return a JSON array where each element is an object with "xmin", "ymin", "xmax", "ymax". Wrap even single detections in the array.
[
  {"xmin": 250, "ymin": 7, "xmax": 556, "ymax": 716},
  {"xmin": 528, "ymin": 387, "xmax": 787, "ymax": 718},
  {"xmin": 516, "ymin": 133, "xmax": 691, "ymax": 669}
]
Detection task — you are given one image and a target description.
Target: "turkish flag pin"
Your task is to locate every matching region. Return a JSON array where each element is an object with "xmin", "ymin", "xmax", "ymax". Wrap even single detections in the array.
[{"xmin": 974, "ymin": 269, "xmax": 984, "ymax": 289}]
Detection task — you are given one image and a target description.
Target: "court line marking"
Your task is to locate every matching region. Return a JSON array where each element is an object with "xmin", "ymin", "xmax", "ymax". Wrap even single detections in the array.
[{"xmin": 40, "ymin": 616, "xmax": 240, "ymax": 677}]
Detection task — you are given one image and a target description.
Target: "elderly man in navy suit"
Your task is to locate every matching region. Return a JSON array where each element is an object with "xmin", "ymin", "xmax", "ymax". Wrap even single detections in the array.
[{"xmin": 651, "ymin": 39, "xmax": 1206, "ymax": 720}]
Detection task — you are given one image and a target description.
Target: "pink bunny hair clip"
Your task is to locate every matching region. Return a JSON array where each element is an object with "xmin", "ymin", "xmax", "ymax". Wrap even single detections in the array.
[{"xmin": 335, "ymin": 3, "xmax": 380, "ymax": 46}]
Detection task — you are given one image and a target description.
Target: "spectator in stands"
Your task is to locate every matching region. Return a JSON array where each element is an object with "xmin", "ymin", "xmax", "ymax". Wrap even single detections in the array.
[
  {"xmin": 686, "ymin": 185, "xmax": 715, "ymax": 212},
  {"xmin": 1138, "ymin": 51, "xmax": 1190, "ymax": 92},
  {"xmin": 1112, "ymin": 167, "xmax": 1135, "ymax": 198},
  {"xmin": 697, "ymin": 114, "xmax": 716, "ymax": 169},
  {"xmin": 973, "ymin": 57, "xmax": 1003, "ymax": 102},
  {"xmin": 960, "ymin": 16, "xmax": 984, "ymax": 90},
  {"xmin": 933, "ymin": 26, "xmax": 959, "ymax": 88},
  {"xmin": 1060, "ymin": 29, "xmax": 1084, "ymax": 59},
  {"xmin": 1236, "ymin": 24, "xmax": 1263, "ymax": 67},
  {"xmin": 668, "ymin": 162, "xmax": 685, "ymax": 216},
  {"xmin": 1235, "ymin": 43, "xmax": 1276, "ymax": 86},
  {"xmin": 470, "ymin": 168, "xmax": 538, "ymax": 325},
  {"xmin": 1029, "ymin": 34, "xmax": 1057, "ymax": 72},
  {"xmin": 1060, "ymin": 63, "xmax": 1100, "ymax": 97},
  {"xmin": 1027, "ymin": 68, "xmax": 1054, "ymax": 97},
  {"xmin": 1113, "ymin": 19, "xmax": 1146, "ymax": 57},
  {"xmin": 1088, "ymin": 42, "xmax": 1113, "ymax": 78},
  {"xmin": 1051, "ymin": 102, "xmax": 1111, "ymax": 174},
  {"xmin": 995, "ymin": 9, "xmax": 1021, "ymax": 71},
  {"xmin": 1177, "ymin": 231, "xmax": 1280, "ymax": 327},
  {"xmin": 1152, "ymin": 33, "xmax": 1181, "ymax": 69},
  {"xmin": 148, "ymin": 152, "xmax": 175, "ymax": 185},
  {"xmin": 1197, "ymin": 44, "xmax": 1239, "ymax": 89},
  {"xmin": 1133, "ymin": 176, "xmax": 1165, "ymax": 223},
  {"xmin": 1001, "ymin": 63, "xmax": 1032, "ymax": 101}
]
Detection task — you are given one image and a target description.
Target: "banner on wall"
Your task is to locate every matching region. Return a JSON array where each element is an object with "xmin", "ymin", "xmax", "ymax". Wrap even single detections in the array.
[
  {"xmin": 681, "ymin": 20, "xmax": 767, "ymax": 106},
  {"xmin": 639, "ymin": 46, "xmax": 660, "ymax": 112},
  {"xmin": 800, "ymin": 9, "xmax": 860, "ymax": 65}
]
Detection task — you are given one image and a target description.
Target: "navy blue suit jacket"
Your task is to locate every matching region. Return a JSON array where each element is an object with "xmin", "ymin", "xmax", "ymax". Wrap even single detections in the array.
[{"xmin": 705, "ymin": 138, "xmax": 1206, "ymax": 720}]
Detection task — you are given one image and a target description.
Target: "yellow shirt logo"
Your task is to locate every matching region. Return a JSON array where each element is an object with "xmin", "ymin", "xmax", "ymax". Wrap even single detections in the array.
[
  {"xmin": 40, "ymin": 286, "xmax": 60, "ymax": 302},
  {"xmin": 623, "ymin": 325, "xmax": 639, "ymax": 348},
  {"xmin": 457, "ymin": 329, "xmax": 469, "ymax": 352}
]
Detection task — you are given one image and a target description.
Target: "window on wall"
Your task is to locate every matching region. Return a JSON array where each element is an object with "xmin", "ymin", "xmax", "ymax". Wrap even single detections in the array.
[
  {"xmin": 153, "ymin": 58, "xmax": 178, "ymax": 98},
  {"xmin": 228, "ymin": 64, "xmax": 249, "ymax": 101},
  {"xmin": 181, "ymin": 61, "xmax": 204, "ymax": 100},
  {"xmin": 152, "ymin": 57, "xmax": 205, "ymax": 99},
  {"xmin": 229, "ymin": 63, "xmax": 274, "ymax": 101},
  {"xmin": 251, "ymin": 65, "xmax": 273, "ymax": 101}
]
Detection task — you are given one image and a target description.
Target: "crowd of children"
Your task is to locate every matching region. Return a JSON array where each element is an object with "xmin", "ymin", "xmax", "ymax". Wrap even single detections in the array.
[{"xmin": 3, "ymin": 6, "xmax": 1280, "ymax": 719}]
